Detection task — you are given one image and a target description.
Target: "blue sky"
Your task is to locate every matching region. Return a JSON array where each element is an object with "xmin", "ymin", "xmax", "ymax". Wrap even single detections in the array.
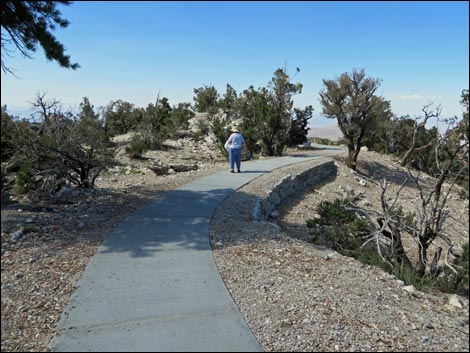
[{"xmin": 1, "ymin": 1, "xmax": 469, "ymax": 127}]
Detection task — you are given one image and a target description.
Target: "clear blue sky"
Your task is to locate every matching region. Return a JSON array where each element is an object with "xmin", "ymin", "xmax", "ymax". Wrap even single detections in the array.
[{"xmin": 1, "ymin": 1, "xmax": 469, "ymax": 127}]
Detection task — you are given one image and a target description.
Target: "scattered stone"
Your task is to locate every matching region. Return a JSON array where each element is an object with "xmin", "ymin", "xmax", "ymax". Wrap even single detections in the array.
[
  {"xmin": 448, "ymin": 295, "xmax": 463, "ymax": 309},
  {"xmin": 403, "ymin": 285, "xmax": 415, "ymax": 293},
  {"xmin": 326, "ymin": 253, "xmax": 337, "ymax": 260},
  {"xmin": 2, "ymin": 144, "xmax": 469, "ymax": 353},
  {"xmin": 10, "ymin": 229, "xmax": 24, "ymax": 242}
]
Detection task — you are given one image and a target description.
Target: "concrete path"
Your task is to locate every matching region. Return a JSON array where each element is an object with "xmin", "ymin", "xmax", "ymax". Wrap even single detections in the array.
[{"xmin": 50, "ymin": 146, "xmax": 345, "ymax": 352}]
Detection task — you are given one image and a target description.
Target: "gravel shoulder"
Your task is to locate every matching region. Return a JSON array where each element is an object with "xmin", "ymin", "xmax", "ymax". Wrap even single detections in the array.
[
  {"xmin": 209, "ymin": 150, "xmax": 469, "ymax": 352},
  {"xmin": 1, "ymin": 147, "xmax": 469, "ymax": 352},
  {"xmin": 1, "ymin": 148, "xmax": 228, "ymax": 352}
]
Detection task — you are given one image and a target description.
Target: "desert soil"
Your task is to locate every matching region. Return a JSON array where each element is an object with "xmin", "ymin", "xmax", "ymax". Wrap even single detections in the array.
[{"xmin": 1, "ymin": 143, "xmax": 469, "ymax": 352}]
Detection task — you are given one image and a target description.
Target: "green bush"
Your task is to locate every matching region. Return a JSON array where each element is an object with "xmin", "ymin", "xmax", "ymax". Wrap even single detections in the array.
[
  {"xmin": 307, "ymin": 199, "xmax": 468, "ymax": 296},
  {"xmin": 307, "ymin": 199, "xmax": 374, "ymax": 255},
  {"xmin": 125, "ymin": 139, "xmax": 148, "ymax": 159},
  {"xmin": 15, "ymin": 160, "xmax": 35, "ymax": 194},
  {"xmin": 392, "ymin": 262, "xmax": 437, "ymax": 292},
  {"xmin": 210, "ymin": 117, "xmax": 230, "ymax": 158},
  {"xmin": 307, "ymin": 199, "xmax": 361, "ymax": 227},
  {"xmin": 458, "ymin": 181, "xmax": 469, "ymax": 200}
]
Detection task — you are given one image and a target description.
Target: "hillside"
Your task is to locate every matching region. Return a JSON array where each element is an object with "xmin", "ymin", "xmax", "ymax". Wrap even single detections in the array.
[
  {"xmin": 210, "ymin": 149, "xmax": 469, "ymax": 352},
  {"xmin": 1, "ymin": 137, "xmax": 469, "ymax": 351}
]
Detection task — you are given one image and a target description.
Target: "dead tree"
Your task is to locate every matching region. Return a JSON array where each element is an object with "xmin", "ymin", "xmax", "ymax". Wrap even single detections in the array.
[
  {"xmin": 13, "ymin": 93, "xmax": 114, "ymax": 196},
  {"xmin": 345, "ymin": 116, "xmax": 468, "ymax": 278},
  {"xmin": 345, "ymin": 177, "xmax": 413, "ymax": 270},
  {"xmin": 399, "ymin": 103, "xmax": 440, "ymax": 166}
]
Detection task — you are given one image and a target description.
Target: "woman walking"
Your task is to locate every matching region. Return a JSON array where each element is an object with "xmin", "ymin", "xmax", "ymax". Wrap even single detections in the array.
[{"xmin": 224, "ymin": 126, "xmax": 245, "ymax": 173}]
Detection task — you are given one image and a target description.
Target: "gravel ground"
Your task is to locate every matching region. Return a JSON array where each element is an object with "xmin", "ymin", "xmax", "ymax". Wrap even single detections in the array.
[
  {"xmin": 210, "ymin": 151, "xmax": 469, "ymax": 352},
  {"xmin": 1, "ymin": 148, "xmax": 229, "ymax": 352},
  {"xmin": 1, "ymin": 146, "xmax": 468, "ymax": 352}
]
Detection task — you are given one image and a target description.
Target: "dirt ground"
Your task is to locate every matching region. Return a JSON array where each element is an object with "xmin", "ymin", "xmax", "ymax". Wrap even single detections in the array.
[{"xmin": 1, "ymin": 141, "xmax": 468, "ymax": 351}]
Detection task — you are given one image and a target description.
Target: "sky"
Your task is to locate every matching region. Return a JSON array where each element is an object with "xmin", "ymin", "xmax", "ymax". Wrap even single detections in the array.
[{"xmin": 1, "ymin": 1, "xmax": 469, "ymax": 128}]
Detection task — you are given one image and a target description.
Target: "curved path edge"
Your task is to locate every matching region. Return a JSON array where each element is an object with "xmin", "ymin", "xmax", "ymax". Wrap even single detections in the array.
[{"xmin": 50, "ymin": 146, "xmax": 345, "ymax": 352}]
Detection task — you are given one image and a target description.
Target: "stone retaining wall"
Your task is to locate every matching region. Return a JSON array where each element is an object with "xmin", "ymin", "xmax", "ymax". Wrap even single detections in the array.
[{"xmin": 253, "ymin": 160, "xmax": 337, "ymax": 222}]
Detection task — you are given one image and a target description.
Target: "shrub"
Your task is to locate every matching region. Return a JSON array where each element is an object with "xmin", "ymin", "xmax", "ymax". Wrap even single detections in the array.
[
  {"xmin": 125, "ymin": 139, "xmax": 148, "ymax": 159},
  {"xmin": 15, "ymin": 160, "xmax": 35, "ymax": 194},
  {"xmin": 307, "ymin": 200, "xmax": 468, "ymax": 296},
  {"xmin": 210, "ymin": 117, "xmax": 230, "ymax": 158},
  {"xmin": 392, "ymin": 262, "xmax": 437, "ymax": 292},
  {"xmin": 307, "ymin": 199, "xmax": 374, "ymax": 255}
]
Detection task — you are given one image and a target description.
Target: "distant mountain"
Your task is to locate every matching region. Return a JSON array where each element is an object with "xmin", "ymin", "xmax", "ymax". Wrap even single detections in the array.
[{"xmin": 307, "ymin": 124, "xmax": 342, "ymax": 141}]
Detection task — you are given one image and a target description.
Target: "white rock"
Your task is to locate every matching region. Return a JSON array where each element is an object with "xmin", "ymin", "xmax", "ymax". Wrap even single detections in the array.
[
  {"xmin": 326, "ymin": 253, "xmax": 337, "ymax": 260},
  {"xmin": 448, "ymin": 294, "xmax": 463, "ymax": 309},
  {"xmin": 403, "ymin": 285, "xmax": 415, "ymax": 293}
]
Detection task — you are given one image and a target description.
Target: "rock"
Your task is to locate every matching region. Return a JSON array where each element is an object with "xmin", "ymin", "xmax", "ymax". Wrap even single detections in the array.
[
  {"xmin": 270, "ymin": 210, "xmax": 279, "ymax": 218},
  {"xmin": 363, "ymin": 200, "xmax": 372, "ymax": 207},
  {"xmin": 55, "ymin": 185, "xmax": 78, "ymax": 200},
  {"xmin": 1, "ymin": 191, "xmax": 12, "ymax": 204},
  {"xmin": 326, "ymin": 253, "xmax": 338, "ymax": 260},
  {"xmin": 266, "ymin": 221, "xmax": 281, "ymax": 230},
  {"xmin": 450, "ymin": 246, "xmax": 464, "ymax": 258},
  {"xmin": 358, "ymin": 179, "xmax": 367, "ymax": 187},
  {"xmin": 11, "ymin": 229, "xmax": 24, "ymax": 242},
  {"xmin": 448, "ymin": 294, "xmax": 463, "ymax": 309},
  {"xmin": 425, "ymin": 321, "xmax": 435, "ymax": 329},
  {"xmin": 403, "ymin": 285, "xmax": 415, "ymax": 293}
]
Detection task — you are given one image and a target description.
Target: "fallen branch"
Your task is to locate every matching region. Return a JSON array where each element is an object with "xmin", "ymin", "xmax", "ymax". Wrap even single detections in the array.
[{"xmin": 149, "ymin": 162, "xmax": 198, "ymax": 175}]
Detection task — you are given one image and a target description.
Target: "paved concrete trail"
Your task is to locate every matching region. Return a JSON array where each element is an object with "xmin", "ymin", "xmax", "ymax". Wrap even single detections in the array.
[{"xmin": 50, "ymin": 146, "xmax": 345, "ymax": 352}]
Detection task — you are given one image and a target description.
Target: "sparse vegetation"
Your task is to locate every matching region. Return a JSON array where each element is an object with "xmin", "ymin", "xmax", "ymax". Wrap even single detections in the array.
[{"xmin": 1, "ymin": 68, "xmax": 467, "ymax": 295}]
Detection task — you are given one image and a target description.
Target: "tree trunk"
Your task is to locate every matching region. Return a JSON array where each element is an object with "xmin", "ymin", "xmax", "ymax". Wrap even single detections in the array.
[
  {"xmin": 346, "ymin": 137, "xmax": 356, "ymax": 170},
  {"xmin": 415, "ymin": 239, "xmax": 428, "ymax": 277},
  {"xmin": 348, "ymin": 149, "xmax": 359, "ymax": 171},
  {"xmin": 400, "ymin": 148, "xmax": 414, "ymax": 166},
  {"xmin": 80, "ymin": 167, "xmax": 91, "ymax": 188}
]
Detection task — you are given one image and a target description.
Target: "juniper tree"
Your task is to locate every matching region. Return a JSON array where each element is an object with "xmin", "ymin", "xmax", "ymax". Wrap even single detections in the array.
[
  {"xmin": 266, "ymin": 68, "xmax": 303, "ymax": 156},
  {"xmin": 320, "ymin": 69, "xmax": 392, "ymax": 170},
  {"xmin": 1, "ymin": 1, "xmax": 79, "ymax": 74},
  {"xmin": 193, "ymin": 85, "xmax": 219, "ymax": 114}
]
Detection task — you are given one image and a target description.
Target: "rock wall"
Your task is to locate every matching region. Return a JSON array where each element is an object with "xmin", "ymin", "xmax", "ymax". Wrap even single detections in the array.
[{"xmin": 253, "ymin": 160, "xmax": 337, "ymax": 222}]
